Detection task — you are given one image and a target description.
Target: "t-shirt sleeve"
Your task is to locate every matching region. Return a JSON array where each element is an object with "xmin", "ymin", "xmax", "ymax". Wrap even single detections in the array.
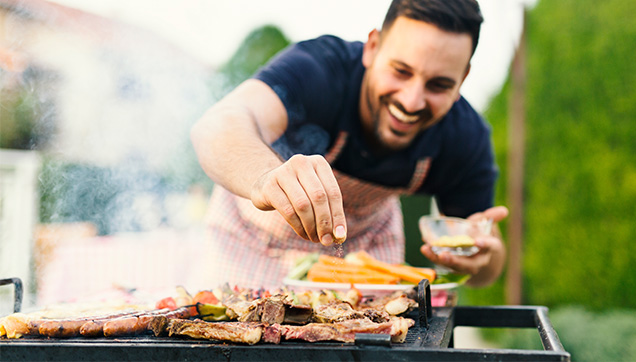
[
  {"xmin": 432, "ymin": 101, "xmax": 498, "ymax": 218},
  {"xmin": 436, "ymin": 139, "xmax": 497, "ymax": 218},
  {"xmin": 253, "ymin": 36, "xmax": 355, "ymax": 157}
]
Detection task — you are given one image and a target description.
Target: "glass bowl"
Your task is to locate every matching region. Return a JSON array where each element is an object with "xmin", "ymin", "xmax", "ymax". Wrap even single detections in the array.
[{"xmin": 418, "ymin": 215, "xmax": 492, "ymax": 256}]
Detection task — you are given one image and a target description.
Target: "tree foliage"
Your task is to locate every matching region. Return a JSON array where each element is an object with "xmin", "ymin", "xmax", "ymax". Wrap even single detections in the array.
[
  {"xmin": 0, "ymin": 68, "xmax": 56, "ymax": 150},
  {"xmin": 218, "ymin": 25, "xmax": 290, "ymax": 90},
  {"xmin": 467, "ymin": 0, "xmax": 636, "ymax": 309}
]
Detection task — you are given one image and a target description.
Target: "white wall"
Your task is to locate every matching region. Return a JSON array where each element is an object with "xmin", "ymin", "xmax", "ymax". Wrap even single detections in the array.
[{"xmin": 0, "ymin": 149, "xmax": 40, "ymax": 314}]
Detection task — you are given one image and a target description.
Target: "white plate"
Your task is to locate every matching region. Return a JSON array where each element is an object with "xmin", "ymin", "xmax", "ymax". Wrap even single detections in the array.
[{"xmin": 282, "ymin": 278, "xmax": 458, "ymax": 294}]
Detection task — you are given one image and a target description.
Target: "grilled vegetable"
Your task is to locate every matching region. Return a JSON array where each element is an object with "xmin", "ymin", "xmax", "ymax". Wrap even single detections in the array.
[
  {"xmin": 193, "ymin": 290, "xmax": 219, "ymax": 305},
  {"xmin": 156, "ymin": 297, "xmax": 177, "ymax": 311},
  {"xmin": 175, "ymin": 286, "xmax": 193, "ymax": 307},
  {"xmin": 353, "ymin": 251, "xmax": 436, "ymax": 284},
  {"xmin": 196, "ymin": 303, "xmax": 229, "ymax": 322},
  {"xmin": 287, "ymin": 253, "xmax": 320, "ymax": 280}
]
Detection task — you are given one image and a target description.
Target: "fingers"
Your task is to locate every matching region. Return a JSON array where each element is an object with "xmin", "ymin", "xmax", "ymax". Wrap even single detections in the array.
[
  {"xmin": 420, "ymin": 235, "xmax": 497, "ymax": 276},
  {"xmin": 483, "ymin": 206, "xmax": 509, "ymax": 222},
  {"xmin": 473, "ymin": 235, "xmax": 493, "ymax": 250},
  {"xmin": 251, "ymin": 155, "xmax": 346, "ymax": 246},
  {"xmin": 421, "ymin": 245, "xmax": 486, "ymax": 275},
  {"xmin": 468, "ymin": 206, "xmax": 509, "ymax": 223},
  {"xmin": 279, "ymin": 161, "xmax": 322, "ymax": 244},
  {"xmin": 314, "ymin": 159, "xmax": 346, "ymax": 244},
  {"xmin": 254, "ymin": 171, "xmax": 309, "ymax": 240}
]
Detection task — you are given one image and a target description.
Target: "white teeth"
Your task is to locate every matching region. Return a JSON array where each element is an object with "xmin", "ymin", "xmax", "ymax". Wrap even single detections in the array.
[{"xmin": 388, "ymin": 103, "xmax": 419, "ymax": 123}]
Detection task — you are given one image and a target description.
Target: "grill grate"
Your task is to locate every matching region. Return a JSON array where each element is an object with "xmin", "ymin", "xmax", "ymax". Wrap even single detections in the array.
[{"xmin": 1, "ymin": 278, "xmax": 570, "ymax": 361}]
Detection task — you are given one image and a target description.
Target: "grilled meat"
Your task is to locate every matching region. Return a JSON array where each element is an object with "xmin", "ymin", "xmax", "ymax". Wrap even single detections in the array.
[
  {"xmin": 103, "ymin": 307, "xmax": 191, "ymax": 337},
  {"xmin": 282, "ymin": 304, "xmax": 313, "ymax": 324},
  {"xmin": 37, "ymin": 309, "xmax": 157, "ymax": 338},
  {"xmin": 261, "ymin": 295, "xmax": 286, "ymax": 324},
  {"xmin": 150, "ymin": 316, "xmax": 413, "ymax": 344},
  {"xmin": 0, "ymin": 285, "xmax": 417, "ymax": 344},
  {"xmin": 280, "ymin": 317, "xmax": 414, "ymax": 343},
  {"xmin": 223, "ymin": 295, "xmax": 259, "ymax": 321},
  {"xmin": 165, "ymin": 319, "xmax": 265, "ymax": 345},
  {"xmin": 359, "ymin": 291, "xmax": 417, "ymax": 316},
  {"xmin": 222, "ymin": 294, "xmax": 313, "ymax": 325},
  {"xmin": 0, "ymin": 314, "xmax": 32, "ymax": 339},
  {"xmin": 312, "ymin": 301, "xmax": 366, "ymax": 323}
]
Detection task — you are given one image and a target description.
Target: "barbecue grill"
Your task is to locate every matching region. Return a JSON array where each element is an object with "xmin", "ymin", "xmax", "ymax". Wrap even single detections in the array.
[{"xmin": 1, "ymin": 277, "xmax": 570, "ymax": 361}]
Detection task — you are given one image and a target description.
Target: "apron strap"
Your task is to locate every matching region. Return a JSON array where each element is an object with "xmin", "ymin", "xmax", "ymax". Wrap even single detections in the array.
[
  {"xmin": 324, "ymin": 131, "xmax": 349, "ymax": 164},
  {"xmin": 405, "ymin": 157, "xmax": 432, "ymax": 194}
]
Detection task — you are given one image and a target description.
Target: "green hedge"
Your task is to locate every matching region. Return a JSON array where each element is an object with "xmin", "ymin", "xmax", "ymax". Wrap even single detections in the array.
[
  {"xmin": 464, "ymin": 0, "xmax": 636, "ymax": 309},
  {"xmin": 488, "ymin": 306, "xmax": 636, "ymax": 362}
]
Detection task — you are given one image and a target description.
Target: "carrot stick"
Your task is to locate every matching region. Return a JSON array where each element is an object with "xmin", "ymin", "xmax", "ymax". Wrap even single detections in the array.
[
  {"xmin": 400, "ymin": 265, "xmax": 437, "ymax": 282},
  {"xmin": 317, "ymin": 255, "xmax": 349, "ymax": 266},
  {"xmin": 307, "ymin": 262, "xmax": 400, "ymax": 284},
  {"xmin": 307, "ymin": 268, "xmax": 400, "ymax": 284},
  {"xmin": 354, "ymin": 251, "xmax": 433, "ymax": 284},
  {"xmin": 413, "ymin": 267, "xmax": 437, "ymax": 282},
  {"xmin": 309, "ymin": 262, "xmax": 399, "ymax": 278},
  {"xmin": 308, "ymin": 274, "xmax": 399, "ymax": 284}
]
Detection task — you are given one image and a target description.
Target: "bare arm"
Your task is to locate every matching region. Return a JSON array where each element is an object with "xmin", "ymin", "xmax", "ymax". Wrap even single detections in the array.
[
  {"xmin": 190, "ymin": 79, "xmax": 347, "ymax": 245},
  {"xmin": 190, "ymin": 79, "xmax": 286, "ymax": 199}
]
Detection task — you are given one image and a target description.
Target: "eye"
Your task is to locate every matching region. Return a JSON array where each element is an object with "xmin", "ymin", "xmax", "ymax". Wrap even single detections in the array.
[
  {"xmin": 427, "ymin": 81, "xmax": 454, "ymax": 92},
  {"xmin": 393, "ymin": 67, "xmax": 411, "ymax": 78}
]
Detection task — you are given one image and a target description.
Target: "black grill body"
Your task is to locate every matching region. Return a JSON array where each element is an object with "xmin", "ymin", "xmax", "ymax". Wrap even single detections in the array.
[{"xmin": 1, "ymin": 278, "xmax": 570, "ymax": 361}]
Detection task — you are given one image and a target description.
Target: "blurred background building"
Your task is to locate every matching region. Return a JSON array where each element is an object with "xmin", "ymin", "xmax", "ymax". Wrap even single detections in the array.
[{"xmin": 0, "ymin": 0, "xmax": 213, "ymax": 310}]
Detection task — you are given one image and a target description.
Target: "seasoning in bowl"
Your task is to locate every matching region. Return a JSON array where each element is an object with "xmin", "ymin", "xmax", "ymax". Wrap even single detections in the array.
[{"xmin": 419, "ymin": 216, "xmax": 491, "ymax": 256}]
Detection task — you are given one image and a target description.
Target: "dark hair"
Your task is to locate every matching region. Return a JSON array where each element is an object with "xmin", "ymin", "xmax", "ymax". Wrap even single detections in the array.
[{"xmin": 382, "ymin": 0, "xmax": 483, "ymax": 56}]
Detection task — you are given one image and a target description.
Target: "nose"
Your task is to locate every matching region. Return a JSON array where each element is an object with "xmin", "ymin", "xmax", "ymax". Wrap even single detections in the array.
[{"xmin": 394, "ymin": 78, "xmax": 426, "ymax": 114}]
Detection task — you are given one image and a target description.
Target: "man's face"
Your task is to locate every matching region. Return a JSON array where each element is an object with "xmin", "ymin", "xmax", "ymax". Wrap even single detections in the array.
[{"xmin": 360, "ymin": 16, "xmax": 473, "ymax": 153}]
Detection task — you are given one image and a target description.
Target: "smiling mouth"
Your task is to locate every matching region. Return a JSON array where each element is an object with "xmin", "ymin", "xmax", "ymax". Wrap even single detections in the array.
[{"xmin": 387, "ymin": 103, "xmax": 419, "ymax": 124}]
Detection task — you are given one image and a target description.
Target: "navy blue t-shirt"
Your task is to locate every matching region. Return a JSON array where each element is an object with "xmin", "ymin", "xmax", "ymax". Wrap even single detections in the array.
[{"xmin": 254, "ymin": 35, "xmax": 497, "ymax": 218}]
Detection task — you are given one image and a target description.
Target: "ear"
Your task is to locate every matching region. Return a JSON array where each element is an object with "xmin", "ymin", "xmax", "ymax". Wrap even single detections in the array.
[
  {"xmin": 463, "ymin": 63, "xmax": 471, "ymax": 82},
  {"xmin": 456, "ymin": 63, "xmax": 472, "ymax": 101},
  {"xmin": 362, "ymin": 29, "xmax": 381, "ymax": 68}
]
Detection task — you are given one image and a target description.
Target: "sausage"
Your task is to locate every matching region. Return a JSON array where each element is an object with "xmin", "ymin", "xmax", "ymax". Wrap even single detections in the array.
[
  {"xmin": 27, "ymin": 319, "xmax": 45, "ymax": 335},
  {"xmin": 103, "ymin": 308, "xmax": 183, "ymax": 337},
  {"xmin": 103, "ymin": 316, "xmax": 142, "ymax": 337},
  {"xmin": 79, "ymin": 309, "xmax": 169, "ymax": 337},
  {"xmin": 79, "ymin": 320, "xmax": 108, "ymax": 337},
  {"xmin": 37, "ymin": 307, "xmax": 186, "ymax": 338},
  {"xmin": 38, "ymin": 310, "xmax": 156, "ymax": 338},
  {"xmin": 39, "ymin": 320, "xmax": 88, "ymax": 338}
]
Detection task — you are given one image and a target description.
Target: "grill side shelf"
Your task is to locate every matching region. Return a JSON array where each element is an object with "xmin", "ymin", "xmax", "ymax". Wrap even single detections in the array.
[
  {"xmin": 0, "ymin": 277, "xmax": 23, "ymax": 313},
  {"xmin": 452, "ymin": 305, "xmax": 570, "ymax": 361}
]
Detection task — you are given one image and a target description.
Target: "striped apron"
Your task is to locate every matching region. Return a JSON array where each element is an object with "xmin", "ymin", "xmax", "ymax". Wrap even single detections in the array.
[{"xmin": 196, "ymin": 131, "xmax": 431, "ymax": 290}]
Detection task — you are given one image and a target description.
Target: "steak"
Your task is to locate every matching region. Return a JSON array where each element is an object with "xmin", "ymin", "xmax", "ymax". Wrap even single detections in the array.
[{"xmin": 166, "ymin": 319, "xmax": 265, "ymax": 345}]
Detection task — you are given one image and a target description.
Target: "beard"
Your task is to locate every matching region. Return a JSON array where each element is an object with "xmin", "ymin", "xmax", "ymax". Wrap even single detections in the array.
[{"xmin": 365, "ymin": 91, "xmax": 434, "ymax": 153}]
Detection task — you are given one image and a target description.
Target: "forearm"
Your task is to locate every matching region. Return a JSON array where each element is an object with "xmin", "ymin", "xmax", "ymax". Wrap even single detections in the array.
[
  {"xmin": 190, "ymin": 105, "xmax": 283, "ymax": 199},
  {"xmin": 190, "ymin": 79, "xmax": 345, "ymax": 245}
]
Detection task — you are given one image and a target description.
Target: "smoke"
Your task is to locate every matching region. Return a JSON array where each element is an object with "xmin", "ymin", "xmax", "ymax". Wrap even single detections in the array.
[
  {"xmin": 0, "ymin": 1, "xmax": 242, "ymax": 307},
  {"xmin": 16, "ymin": 5, "xmax": 223, "ymax": 231}
]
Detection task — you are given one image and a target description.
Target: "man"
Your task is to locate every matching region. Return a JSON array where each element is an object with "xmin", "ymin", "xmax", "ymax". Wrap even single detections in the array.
[{"xmin": 191, "ymin": 0, "xmax": 508, "ymax": 290}]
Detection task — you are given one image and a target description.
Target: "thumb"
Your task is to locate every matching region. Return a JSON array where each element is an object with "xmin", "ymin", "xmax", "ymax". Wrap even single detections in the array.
[{"xmin": 483, "ymin": 206, "xmax": 509, "ymax": 223}]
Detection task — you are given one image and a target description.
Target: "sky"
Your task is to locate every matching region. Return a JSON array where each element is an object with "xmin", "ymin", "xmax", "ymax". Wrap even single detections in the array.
[{"xmin": 47, "ymin": 0, "xmax": 536, "ymax": 112}]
